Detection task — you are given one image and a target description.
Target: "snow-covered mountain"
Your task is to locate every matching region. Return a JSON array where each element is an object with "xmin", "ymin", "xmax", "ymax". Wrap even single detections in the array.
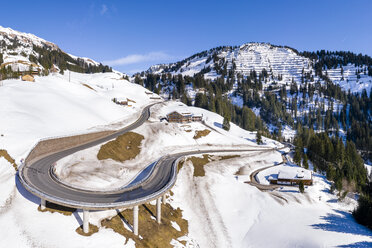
[
  {"xmin": 0, "ymin": 26, "xmax": 110, "ymax": 74},
  {"xmin": 147, "ymin": 42, "xmax": 372, "ymax": 94},
  {"xmin": 0, "ymin": 27, "xmax": 371, "ymax": 247}
]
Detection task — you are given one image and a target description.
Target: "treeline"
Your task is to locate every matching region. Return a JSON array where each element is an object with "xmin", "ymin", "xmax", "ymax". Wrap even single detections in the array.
[
  {"xmin": 0, "ymin": 40, "xmax": 112, "ymax": 80},
  {"xmin": 294, "ymin": 128, "xmax": 367, "ymax": 192},
  {"xmin": 0, "ymin": 64, "xmax": 19, "ymax": 80},
  {"xmin": 286, "ymin": 78, "xmax": 371, "ymax": 160},
  {"xmin": 301, "ymin": 50, "xmax": 372, "ymax": 76},
  {"xmin": 194, "ymin": 92, "xmax": 266, "ymax": 133},
  {"xmin": 31, "ymin": 45, "xmax": 112, "ymax": 74},
  {"xmin": 353, "ymin": 182, "xmax": 372, "ymax": 230}
]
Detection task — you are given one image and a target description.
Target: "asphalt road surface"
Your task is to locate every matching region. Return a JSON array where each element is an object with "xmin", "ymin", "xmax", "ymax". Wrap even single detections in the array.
[{"xmin": 19, "ymin": 104, "xmax": 274, "ymax": 210}]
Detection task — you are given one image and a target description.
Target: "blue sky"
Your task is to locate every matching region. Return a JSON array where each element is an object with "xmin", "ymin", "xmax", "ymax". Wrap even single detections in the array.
[{"xmin": 1, "ymin": 0, "xmax": 371, "ymax": 74}]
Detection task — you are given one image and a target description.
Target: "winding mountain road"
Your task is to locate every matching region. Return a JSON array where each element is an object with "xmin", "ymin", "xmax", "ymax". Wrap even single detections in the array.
[{"xmin": 19, "ymin": 103, "xmax": 274, "ymax": 210}]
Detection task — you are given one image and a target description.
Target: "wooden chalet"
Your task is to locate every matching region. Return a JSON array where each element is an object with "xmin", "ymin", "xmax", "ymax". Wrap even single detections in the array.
[
  {"xmin": 269, "ymin": 168, "xmax": 313, "ymax": 186},
  {"xmin": 167, "ymin": 111, "xmax": 203, "ymax": 123}
]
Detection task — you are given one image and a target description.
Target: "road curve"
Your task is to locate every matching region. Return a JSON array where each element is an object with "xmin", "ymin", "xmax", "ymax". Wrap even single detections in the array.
[{"xmin": 19, "ymin": 104, "xmax": 274, "ymax": 210}]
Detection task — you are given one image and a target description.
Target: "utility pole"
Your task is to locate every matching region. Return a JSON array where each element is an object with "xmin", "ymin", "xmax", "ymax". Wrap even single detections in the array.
[{"xmin": 69, "ymin": 71, "xmax": 71, "ymax": 82}]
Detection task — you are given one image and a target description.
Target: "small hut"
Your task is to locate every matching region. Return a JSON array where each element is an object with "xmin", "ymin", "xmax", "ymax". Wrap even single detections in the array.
[{"xmin": 21, "ymin": 74, "xmax": 35, "ymax": 82}]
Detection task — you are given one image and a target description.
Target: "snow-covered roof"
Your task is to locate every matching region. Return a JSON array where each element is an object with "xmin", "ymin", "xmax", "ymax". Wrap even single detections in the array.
[
  {"xmin": 167, "ymin": 111, "xmax": 196, "ymax": 117},
  {"xmin": 277, "ymin": 168, "xmax": 312, "ymax": 180}
]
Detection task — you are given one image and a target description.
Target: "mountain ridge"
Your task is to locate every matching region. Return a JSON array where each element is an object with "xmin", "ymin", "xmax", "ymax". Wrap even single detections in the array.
[
  {"xmin": 0, "ymin": 25, "xmax": 112, "ymax": 77},
  {"xmin": 144, "ymin": 42, "xmax": 372, "ymax": 95}
]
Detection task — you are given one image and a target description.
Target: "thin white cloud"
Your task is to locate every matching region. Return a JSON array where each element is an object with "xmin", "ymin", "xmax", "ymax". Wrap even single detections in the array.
[
  {"xmin": 100, "ymin": 4, "xmax": 108, "ymax": 15},
  {"xmin": 104, "ymin": 52, "xmax": 173, "ymax": 66}
]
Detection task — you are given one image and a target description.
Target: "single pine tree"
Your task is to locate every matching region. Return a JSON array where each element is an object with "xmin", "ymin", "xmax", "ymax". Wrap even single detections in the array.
[
  {"xmin": 256, "ymin": 131, "xmax": 263, "ymax": 145},
  {"xmin": 223, "ymin": 116, "xmax": 230, "ymax": 131},
  {"xmin": 303, "ymin": 154, "xmax": 309, "ymax": 169},
  {"xmin": 299, "ymin": 181, "xmax": 305, "ymax": 193}
]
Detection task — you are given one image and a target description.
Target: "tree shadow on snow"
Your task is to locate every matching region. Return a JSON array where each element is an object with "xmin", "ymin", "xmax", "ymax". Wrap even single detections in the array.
[
  {"xmin": 245, "ymin": 138, "xmax": 256, "ymax": 143},
  {"xmin": 278, "ymin": 189, "xmax": 300, "ymax": 193},
  {"xmin": 213, "ymin": 122, "xmax": 222, "ymax": 129},
  {"xmin": 311, "ymin": 209, "xmax": 372, "ymax": 237},
  {"xmin": 313, "ymin": 173, "xmax": 332, "ymax": 186},
  {"xmin": 338, "ymin": 241, "xmax": 372, "ymax": 247}
]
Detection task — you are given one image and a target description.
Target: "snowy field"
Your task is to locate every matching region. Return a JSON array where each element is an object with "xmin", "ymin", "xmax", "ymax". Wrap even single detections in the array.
[
  {"xmin": 0, "ymin": 71, "xmax": 157, "ymax": 161},
  {"xmin": 171, "ymin": 156, "xmax": 372, "ymax": 248}
]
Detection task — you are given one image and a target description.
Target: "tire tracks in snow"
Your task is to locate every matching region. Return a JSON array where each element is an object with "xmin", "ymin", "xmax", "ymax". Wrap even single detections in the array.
[
  {"xmin": 0, "ymin": 186, "xmax": 16, "ymax": 215},
  {"xmin": 179, "ymin": 161, "xmax": 232, "ymax": 248},
  {"xmin": 196, "ymin": 178, "xmax": 233, "ymax": 248}
]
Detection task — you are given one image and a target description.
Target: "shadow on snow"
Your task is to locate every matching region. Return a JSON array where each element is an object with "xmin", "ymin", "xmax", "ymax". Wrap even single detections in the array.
[
  {"xmin": 311, "ymin": 209, "xmax": 372, "ymax": 237},
  {"xmin": 338, "ymin": 241, "xmax": 372, "ymax": 247}
]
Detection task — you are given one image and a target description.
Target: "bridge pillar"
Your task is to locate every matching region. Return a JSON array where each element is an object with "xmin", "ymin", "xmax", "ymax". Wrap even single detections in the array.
[
  {"xmin": 133, "ymin": 205, "xmax": 138, "ymax": 235},
  {"xmin": 40, "ymin": 198, "xmax": 46, "ymax": 210},
  {"xmin": 162, "ymin": 194, "xmax": 166, "ymax": 204},
  {"xmin": 157, "ymin": 197, "xmax": 161, "ymax": 224},
  {"xmin": 83, "ymin": 209, "xmax": 89, "ymax": 233}
]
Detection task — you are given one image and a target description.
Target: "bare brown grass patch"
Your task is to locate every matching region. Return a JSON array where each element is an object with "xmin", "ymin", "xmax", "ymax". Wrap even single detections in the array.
[
  {"xmin": 76, "ymin": 223, "xmax": 99, "ymax": 236},
  {"xmin": 177, "ymin": 159, "xmax": 185, "ymax": 172},
  {"xmin": 0, "ymin": 149, "xmax": 17, "ymax": 171},
  {"xmin": 101, "ymin": 203, "xmax": 188, "ymax": 248},
  {"xmin": 193, "ymin": 129, "xmax": 211, "ymax": 139},
  {"xmin": 97, "ymin": 132, "xmax": 144, "ymax": 162},
  {"xmin": 186, "ymin": 154, "xmax": 240, "ymax": 177},
  {"xmin": 187, "ymin": 154, "xmax": 210, "ymax": 177}
]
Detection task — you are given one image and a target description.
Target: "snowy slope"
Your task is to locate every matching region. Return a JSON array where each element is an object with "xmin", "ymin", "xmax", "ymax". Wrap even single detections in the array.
[
  {"xmin": 171, "ymin": 156, "xmax": 372, "ymax": 248},
  {"xmin": 0, "ymin": 71, "xmax": 158, "ymax": 161}
]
